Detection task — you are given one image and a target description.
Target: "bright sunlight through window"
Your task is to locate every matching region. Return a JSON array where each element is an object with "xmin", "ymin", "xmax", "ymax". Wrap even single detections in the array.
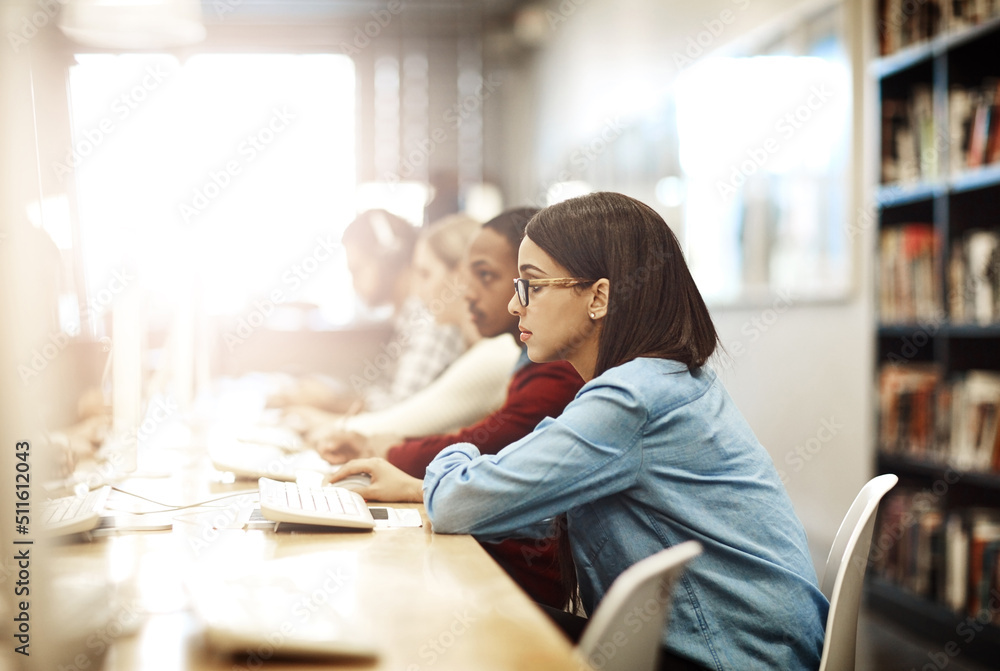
[
  {"xmin": 67, "ymin": 53, "xmax": 356, "ymax": 329},
  {"xmin": 675, "ymin": 54, "xmax": 851, "ymax": 304}
]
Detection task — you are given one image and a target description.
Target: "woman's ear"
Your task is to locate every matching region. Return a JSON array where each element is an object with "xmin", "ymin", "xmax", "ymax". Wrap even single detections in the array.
[{"xmin": 588, "ymin": 278, "xmax": 610, "ymax": 319}]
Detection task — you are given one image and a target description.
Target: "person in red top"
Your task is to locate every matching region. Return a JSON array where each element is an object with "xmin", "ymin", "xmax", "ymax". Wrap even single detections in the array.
[{"xmin": 319, "ymin": 208, "xmax": 583, "ymax": 609}]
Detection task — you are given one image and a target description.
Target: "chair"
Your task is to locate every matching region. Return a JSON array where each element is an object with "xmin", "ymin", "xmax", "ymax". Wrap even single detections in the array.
[
  {"xmin": 576, "ymin": 540, "xmax": 702, "ymax": 671},
  {"xmin": 818, "ymin": 473, "xmax": 898, "ymax": 671}
]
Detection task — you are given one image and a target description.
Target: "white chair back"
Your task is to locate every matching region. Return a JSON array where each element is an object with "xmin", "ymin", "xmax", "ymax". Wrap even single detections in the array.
[
  {"xmin": 577, "ymin": 541, "xmax": 702, "ymax": 671},
  {"xmin": 818, "ymin": 473, "xmax": 898, "ymax": 671}
]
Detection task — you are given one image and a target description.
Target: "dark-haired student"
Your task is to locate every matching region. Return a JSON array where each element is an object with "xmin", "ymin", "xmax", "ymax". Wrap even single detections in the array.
[
  {"xmin": 322, "ymin": 208, "xmax": 584, "ymax": 610},
  {"xmin": 337, "ymin": 193, "xmax": 829, "ymax": 671}
]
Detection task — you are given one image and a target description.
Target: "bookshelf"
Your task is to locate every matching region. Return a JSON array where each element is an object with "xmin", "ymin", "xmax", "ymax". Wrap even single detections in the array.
[{"xmin": 871, "ymin": 3, "xmax": 1000, "ymax": 663}]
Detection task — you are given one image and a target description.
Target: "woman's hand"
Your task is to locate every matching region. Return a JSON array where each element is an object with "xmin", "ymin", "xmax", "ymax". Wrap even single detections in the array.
[
  {"xmin": 282, "ymin": 405, "xmax": 339, "ymax": 434},
  {"xmin": 315, "ymin": 431, "xmax": 401, "ymax": 464},
  {"xmin": 315, "ymin": 431, "xmax": 372, "ymax": 464},
  {"xmin": 267, "ymin": 378, "xmax": 361, "ymax": 414},
  {"xmin": 326, "ymin": 458, "xmax": 423, "ymax": 503}
]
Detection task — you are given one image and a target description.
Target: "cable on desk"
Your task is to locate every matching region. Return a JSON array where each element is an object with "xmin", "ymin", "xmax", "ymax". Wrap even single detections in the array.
[{"xmin": 105, "ymin": 487, "xmax": 259, "ymax": 514}]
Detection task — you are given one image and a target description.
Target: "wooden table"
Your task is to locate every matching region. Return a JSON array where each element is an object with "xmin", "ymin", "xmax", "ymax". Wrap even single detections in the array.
[{"xmin": 26, "ymin": 445, "xmax": 584, "ymax": 671}]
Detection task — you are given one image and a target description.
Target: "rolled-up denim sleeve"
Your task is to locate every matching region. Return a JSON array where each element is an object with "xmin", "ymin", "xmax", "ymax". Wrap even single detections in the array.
[{"xmin": 423, "ymin": 381, "xmax": 646, "ymax": 538}]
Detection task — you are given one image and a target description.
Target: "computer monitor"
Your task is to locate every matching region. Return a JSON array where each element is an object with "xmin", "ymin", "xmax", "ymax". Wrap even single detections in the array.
[{"xmin": 107, "ymin": 285, "xmax": 144, "ymax": 475}]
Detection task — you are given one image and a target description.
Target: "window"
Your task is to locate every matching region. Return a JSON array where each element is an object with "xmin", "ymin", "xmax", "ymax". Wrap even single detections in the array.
[
  {"xmin": 674, "ymin": 7, "xmax": 851, "ymax": 305},
  {"xmin": 66, "ymin": 52, "xmax": 357, "ymax": 333}
]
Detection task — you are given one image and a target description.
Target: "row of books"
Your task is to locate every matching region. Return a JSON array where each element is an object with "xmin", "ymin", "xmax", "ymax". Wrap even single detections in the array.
[
  {"xmin": 949, "ymin": 229, "xmax": 1000, "ymax": 324},
  {"xmin": 878, "ymin": 223, "xmax": 942, "ymax": 323},
  {"xmin": 878, "ymin": 365, "xmax": 1000, "ymax": 472},
  {"xmin": 878, "ymin": 224, "xmax": 1000, "ymax": 325},
  {"xmin": 881, "ymin": 81, "xmax": 1000, "ymax": 185},
  {"xmin": 878, "ymin": 0, "xmax": 1000, "ymax": 56},
  {"xmin": 881, "ymin": 86, "xmax": 937, "ymax": 184},
  {"xmin": 871, "ymin": 490, "xmax": 1000, "ymax": 621},
  {"xmin": 949, "ymin": 81, "xmax": 1000, "ymax": 173}
]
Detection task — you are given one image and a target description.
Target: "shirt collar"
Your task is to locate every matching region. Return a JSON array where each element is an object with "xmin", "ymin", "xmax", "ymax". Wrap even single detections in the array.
[{"xmin": 513, "ymin": 347, "xmax": 532, "ymax": 373}]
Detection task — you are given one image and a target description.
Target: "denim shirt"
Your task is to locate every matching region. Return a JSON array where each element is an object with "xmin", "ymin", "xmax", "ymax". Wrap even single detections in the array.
[{"xmin": 424, "ymin": 357, "xmax": 828, "ymax": 671}]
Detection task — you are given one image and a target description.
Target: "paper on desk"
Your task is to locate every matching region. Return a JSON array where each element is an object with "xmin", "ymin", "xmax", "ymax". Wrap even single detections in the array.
[{"xmin": 369, "ymin": 507, "xmax": 422, "ymax": 528}]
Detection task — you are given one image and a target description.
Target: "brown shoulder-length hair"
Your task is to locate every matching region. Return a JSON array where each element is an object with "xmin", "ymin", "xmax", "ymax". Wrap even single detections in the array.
[{"xmin": 525, "ymin": 192, "xmax": 719, "ymax": 376}]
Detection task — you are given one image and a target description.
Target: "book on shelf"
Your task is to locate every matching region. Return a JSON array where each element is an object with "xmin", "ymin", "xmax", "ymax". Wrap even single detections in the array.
[
  {"xmin": 946, "ymin": 512, "xmax": 969, "ymax": 611},
  {"xmin": 950, "ymin": 86, "xmax": 974, "ymax": 175},
  {"xmin": 878, "ymin": 0, "xmax": 1000, "ymax": 56},
  {"xmin": 968, "ymin": 513, "xmax": 1000, "ymax": 617},
  {"xmin": 880, "ymin": 88, "xmax": 939, "ymax": 184},
  {"xmin": 878, "ymin": 223, "xmax": 942, "ymax": 323},
  {"xmin": 882, "ymin": 99, "xmax": 908, "ymax": 184},
  {"xmin": 878, "ymin": 365, "xmax": 1000, "ymax": 472},
  {"xmin": 878, "ymin": 364, "xmax": 942, "ymax": 459},
  {"xmin": 950, "ymin": 80, "xmax": 1000, "ymax": 172},
  {"xmin": 871, "ymin": 489, "xmax": 947, "ymax": 600},
  {"xmin": 942, "ymin": 0, "xmax": 1000, "ymax": 34},
  {"xmin": 950, "ymin": 370, "xmax": 1000, "ymax": 471},
  {"xmin": 948, "ymin": 229, "xmax": 1000, "ymax": 325},
  {"xmin": 873, "ymin": 493, "xmax": 1000, "ymax": 622},
  {"xmin": 877, "ymin": 0, "xmax": 943, "ymax": 56}
]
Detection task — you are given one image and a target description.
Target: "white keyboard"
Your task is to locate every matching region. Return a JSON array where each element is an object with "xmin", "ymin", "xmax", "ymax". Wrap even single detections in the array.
[
  {"xmin": 42, "ymin": 486, "xmax": 111, "ymax": 536},
  {"xmin": 187, "ymin": 553, "xmax": 378, "ymax": 660},
  {"xmin": 210, "ymin": 441, "xmax": 338, "ymax": 481},
  {"xmin": 258, "ymin": 477, "xmax": 375, "ymax": 530},
  {"xmin": 237, "ymin": 424, "xmax": 305, "ymax": 451}
]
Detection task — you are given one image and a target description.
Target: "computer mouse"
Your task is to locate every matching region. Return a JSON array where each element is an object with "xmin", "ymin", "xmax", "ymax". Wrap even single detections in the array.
[{"xmin": 330, "ymin": 473, "xmax": 372, "ymax": 492}]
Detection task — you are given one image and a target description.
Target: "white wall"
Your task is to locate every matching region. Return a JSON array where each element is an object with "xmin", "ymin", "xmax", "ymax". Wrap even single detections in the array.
[{"xmin": 486, "ymin": 0, "xmax": 876, "ymax": 563}]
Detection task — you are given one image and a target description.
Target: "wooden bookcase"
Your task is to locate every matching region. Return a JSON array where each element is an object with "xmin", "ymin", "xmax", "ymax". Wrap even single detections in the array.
[{"xmin": 870, "ymin": 6, "xmax": 1000, "ymax": 665}]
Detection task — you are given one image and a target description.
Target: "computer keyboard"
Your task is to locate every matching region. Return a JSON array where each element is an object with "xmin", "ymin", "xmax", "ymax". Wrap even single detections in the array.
[
  {"xmin": 209, "ymin": 441, "xmax": 338, "ymax": 481},
  {"xmin": 42, "ymin": 486, "xmax": 111, "ymax": 536},
  {"xmin": 237, "ymin": 424, "xmax": 304, "ymax": 451},
  {"xmin": 258, "ymin": 477, "xmax": 375, "ymax": 530},
  {"xmin": 187, "ymin": 553, "xmax": 378, "ymax": 660}
]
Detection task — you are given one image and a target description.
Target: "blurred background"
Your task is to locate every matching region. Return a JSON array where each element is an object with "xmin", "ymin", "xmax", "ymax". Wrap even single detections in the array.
[{"xmin": 1, "ymin": 0, "xmax": 866, "ymax": 617}]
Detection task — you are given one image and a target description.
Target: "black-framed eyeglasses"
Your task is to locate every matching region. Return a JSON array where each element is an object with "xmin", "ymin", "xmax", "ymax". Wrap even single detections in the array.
[{"xmin": 513, "ymin": 277, "xmax": 593, "ymax": 307}]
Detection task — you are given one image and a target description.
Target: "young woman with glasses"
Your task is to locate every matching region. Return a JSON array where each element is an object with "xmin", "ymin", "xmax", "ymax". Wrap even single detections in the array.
[{"xmin": 415, "ymin": 192, "xmax": 829, "ymax": 671}]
